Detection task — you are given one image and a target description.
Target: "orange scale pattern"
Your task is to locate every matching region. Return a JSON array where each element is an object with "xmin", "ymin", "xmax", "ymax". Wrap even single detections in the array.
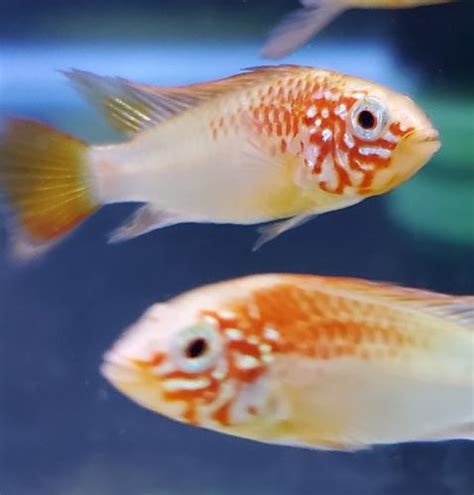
[{"xmin": 224, "ymin": 283, "xmax": 423, "ymax": 363}]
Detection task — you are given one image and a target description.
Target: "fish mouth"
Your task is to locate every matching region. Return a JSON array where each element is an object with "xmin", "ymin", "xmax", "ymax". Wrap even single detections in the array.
[
  {"xmin": 405, "ymin": 128, "xmax": 441, "ymax": 151},
  {"xmin": 374, "ymin": 127, "xmax": 440, "ymax": 194},
  {"xmin": 101, "ymin": 351, "xmax": 144, "ymax": 385},
  {"xmin": 101, "ymin": 351, "xmax": 185, "ymax": 418}
]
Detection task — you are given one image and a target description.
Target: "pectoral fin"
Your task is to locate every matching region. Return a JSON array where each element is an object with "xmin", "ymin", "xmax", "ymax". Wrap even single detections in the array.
[
  {"xmin": 253, "ymin": 212, "xmax": 318, "ymax": 251},
  {"xmin": 108, "ymin": 205, "xmax": 183, "ymax": 243}
]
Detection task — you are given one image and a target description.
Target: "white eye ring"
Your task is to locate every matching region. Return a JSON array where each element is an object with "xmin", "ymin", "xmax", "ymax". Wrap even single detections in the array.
[
  {"xmin": 349, "ymin": 97, "xmax": 388, "ymax": 141},
  {"xmin": 171, "ymin": 323, "xmax": 222, "ymax": 373}
]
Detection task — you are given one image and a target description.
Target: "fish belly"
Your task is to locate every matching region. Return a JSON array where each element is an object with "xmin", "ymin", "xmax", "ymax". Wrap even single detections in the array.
[
  {"xmin": 275, "ymin": 355, "xmax": 473, "ymax": 449},
  {"xmin": 90, "ymin": 114, "xmax": 319, "ymax": 224}
]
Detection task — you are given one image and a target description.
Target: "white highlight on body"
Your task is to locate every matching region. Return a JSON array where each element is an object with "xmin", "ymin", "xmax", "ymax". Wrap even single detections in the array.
[
  {"xmin": 306, "ymin": 144, "xmax": 319, "ymax": 167},
  {"xmin": 336, "ymin": 149, "xmax": 349, "ymax": 170},
  {"xmin": 162, "ymin": 377, "xmax": 211, "ymax": 392},
  {"xmin": 261, "ymin": 354, "xmax": 274, "ymax": 364},
  {"xmin": 334, "ymin": 104, "xmax": 347, "ymax": 118},
  {"xmin": 359, "ymin": 147, "xmax": 391, "ymax": 159},
  {"xmin": 313, "ymin": 89, "xmax": 325, "ymax": 100},
  {"xmin": 306, "ymin": 106, "xmax": 317, "ymax": 118},
  {"xmin": 211, "ymin": 357, "xmax": 228, "ymax": 381},
  {"xmin": 203, "ymin": 380, "xmax": 237, "ymax": 427},
  {"xmin": 202, "ymin": 315, "xmax": 218, "ymax": 327},
  {"xmin": 229, "ymin": 374, "xmax": 270, "ymax": 424},
  {"xmin": 263, "ymin": 326, "xmax": 280, "ymax": 341},
  {"xmin": 248, "ymin": 335, "xmax": 260, "ymax": 345},
  {"xmin": 383, "ymin": 131, "xmax": 398, "ymax": 143},
  {"xmin": 315, "ymin": 118, "xmax": 322, "ymax": 127},
  {"xmin": 399, "ymin": 123, "xmax": 409, "ymax": 132},
  {"xmin": 225, "ymin": 328, "xmax": 243, "ymax": 340},
  {"xmin": 357, "ymin": 161, "xmax": 375, "ymax": 171},
  {"xmin": 248, "ymin": 302, "xmax": 261, "ymax": 320},
  {"xmin": 324, "ymin": 91, "xmax": 335, "ymax": 101},
  {"xmin": 321, "ymin": 108, "xmax": 330, "ymax": 119},
  {"xmin": 235, "ymin": 353, "xmax": 261, "ymax": 370},
  {"xmin": 322, "ymin": 129, "xmax": 332, "ymax": 142},
  {"xmin": 344, "ymin": 132, "xmax": 355, "ymax": 149},
  {"xmin": 212, "ymin": 369, "xmax": 226, "ymax": 381},
  {"xmin": 318, "ymin": 155, "xmax": 337, "ymax": 189},
  {"xmin": 259, "ymin": 343, "xmax": 272, "ymax": 354},
  {"xmin": 217, "ymin": 310, "xmax": 237, "ymax": 320}
]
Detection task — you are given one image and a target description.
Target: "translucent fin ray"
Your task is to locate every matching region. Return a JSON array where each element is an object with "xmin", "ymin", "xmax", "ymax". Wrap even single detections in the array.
[
  {"xmin": 322, "ymin": 278, "xmax": 474, "ymax": 329},
  {"xmin": 0, "ymin": 118, "xmax": 98, "ymax": 260},
  {"xmin": 262, "ymin": 2, "xmax": 346, "ymax": 59},
  {"xmin": 108, "ymin": 205, "xmax": 183, "ymax": 243},
  {"xmin": 65, "ymin": 66, "xmax": 312, "ymax": 135}
]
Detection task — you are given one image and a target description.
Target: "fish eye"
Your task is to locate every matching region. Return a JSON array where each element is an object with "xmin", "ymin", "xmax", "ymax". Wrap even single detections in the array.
[
  {"xmin": 350, "ymin": 97, "xmax": 388, "ymax": 141},
  {"xmin": 185, "ymin": 337, "xmax": 208, "ymax": 359},
  {"xmin": 357, "ymin": 110, "xmax": 376, "ymax": 130},
  {"xmin": 172, "ymin": 323, "xmax": 222, "ymax": 373}
]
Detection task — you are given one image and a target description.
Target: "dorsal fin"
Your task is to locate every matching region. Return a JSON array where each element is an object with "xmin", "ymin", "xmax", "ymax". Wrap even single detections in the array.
[
  {"xmin": 317, "ymin": 277, "xmax": 474, "ymax": 330},
  {"xmin": 64, "ymin": 66, "xmax": 311, "ymax": 135},
  {"xmin": 64, "ymin": 69, "xmax": 210, "ymax": 135}
]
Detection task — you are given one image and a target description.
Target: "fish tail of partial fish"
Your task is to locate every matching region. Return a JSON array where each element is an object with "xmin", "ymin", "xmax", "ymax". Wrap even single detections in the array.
[
  {"xmin": 0, "ymin": 117, "xmax": 101, "ymax": 260},
  {"xmin": 261, "ymin": 1, "xmax": 348, "ymax": 59}
]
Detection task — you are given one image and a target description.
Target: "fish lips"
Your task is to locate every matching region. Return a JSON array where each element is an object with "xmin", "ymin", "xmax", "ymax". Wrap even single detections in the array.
[
  {"xmin": 102, "ymin": 351, "xmax": 188, "ymax": 420},
  {"xmin": 373, "ymin": 127, "xmax": 441, "ymax": 194}
]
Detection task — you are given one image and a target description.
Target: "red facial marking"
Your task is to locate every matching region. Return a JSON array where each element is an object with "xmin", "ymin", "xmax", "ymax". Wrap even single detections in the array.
[
  {"xmin": 134, "ymin": 308, "xmax": 281, "ymax": 427},
  {"xmin": 243, "ymin": 77, "xmax": 416, "ymax": 195}
]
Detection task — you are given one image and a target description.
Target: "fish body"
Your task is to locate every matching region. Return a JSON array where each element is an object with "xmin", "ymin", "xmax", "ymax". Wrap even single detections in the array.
[
  {"xmin": 262, "ymin": 0, "xmax": 455, "ymax": 59},
  {"xmin": 0, "ymin": 66, "xmax": 439, "ymax": 257},
  {"xmin": 103, "ymin": 274, "xmax": 474, "ymax": 450}
]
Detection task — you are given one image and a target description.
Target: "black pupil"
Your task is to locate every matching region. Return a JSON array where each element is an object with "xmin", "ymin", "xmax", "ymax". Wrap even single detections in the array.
[
  {"xmin": 186, "ymin": 338, "xmax": 208, "ymax": 359},
  {"xmin": 358, "ymin": 110, "xmax": 376, "ymax": 130}
]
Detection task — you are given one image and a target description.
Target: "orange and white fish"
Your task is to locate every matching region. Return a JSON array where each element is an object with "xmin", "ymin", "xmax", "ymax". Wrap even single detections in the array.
[
  {"xmin": 263, "ymin": 0, "xmax": 454, "ymax": 59},
  {"xmin": 0, "ymin": 66, "xmax": 440, "ymax": 258},
  {"xmin": 102, "ymin": 274, "xmax": 474, "ymax": 451}
]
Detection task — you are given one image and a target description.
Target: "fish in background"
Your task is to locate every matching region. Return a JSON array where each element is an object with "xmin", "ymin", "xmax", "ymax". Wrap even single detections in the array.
[
  {"xmin": 262, "ymin": 0, "xmax": 455, "ymax": 59},
  {"xmin": 0, "ymin": 65, "xmax": 440, "ymax": 258},
  {"xmin": 102, "ymin": 274, "xmax": 474, "ymax": 451}
]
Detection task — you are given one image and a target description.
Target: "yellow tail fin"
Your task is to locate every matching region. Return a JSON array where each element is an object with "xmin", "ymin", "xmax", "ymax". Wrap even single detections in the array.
[{"xmin": 0, "ymin": 118, "xmax": 99, "ymax": 258}]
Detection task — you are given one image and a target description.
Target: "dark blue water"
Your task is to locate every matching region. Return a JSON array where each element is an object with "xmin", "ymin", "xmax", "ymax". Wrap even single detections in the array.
[{"xmin": 1, "ymin": 2, "xmax": 474, "ymax": 493}]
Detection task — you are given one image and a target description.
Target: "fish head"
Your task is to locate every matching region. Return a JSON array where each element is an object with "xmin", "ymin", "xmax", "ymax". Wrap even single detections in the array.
[
  {"xmin": 303, "ymin": 74, "xmax": 440, "ymax": 197},
  {"xmin": 102, "ymin": 279, "xmax": 286, "ymax": 431},
  {"xmin": 342, "ymin": 79, "xmax": 440, "ymax": 195}
]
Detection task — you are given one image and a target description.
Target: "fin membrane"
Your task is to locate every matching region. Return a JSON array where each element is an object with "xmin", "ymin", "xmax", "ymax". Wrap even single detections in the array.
[
  {"xmin": 65, "ymin": 66, "xmax": 312, "ymax": 135},
  {"xmin": 262, "ymin": 2, "xmax": 346, "ymax": 59},
  {"xmin": 324, "ymin": 278, "xmax": 474, "ymax": 330},
  {"xmin": 108, "ymin": 205, "xmax": 182, "ymax": 243},
  {"xmin": 254, "ymin": 213, "xmax": 318, "ymax": 251},
  {"xmin": 0, "ymin": 118, "xmax": 98, "ymax": 259}
]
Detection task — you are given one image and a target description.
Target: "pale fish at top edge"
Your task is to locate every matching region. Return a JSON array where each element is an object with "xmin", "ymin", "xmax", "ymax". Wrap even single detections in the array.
[{"xmin": 262, "ymin": 0, "xmax": 456, "ymax": 59}]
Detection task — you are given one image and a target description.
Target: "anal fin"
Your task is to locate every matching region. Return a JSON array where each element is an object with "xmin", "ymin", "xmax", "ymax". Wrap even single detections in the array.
[
  {"xmin": 108, "ymin": 205, "xmax": 183, "ymax": 243},
  {"xmin": 253, "ymin": 212, "xmax": 318, "ymax": 251}
]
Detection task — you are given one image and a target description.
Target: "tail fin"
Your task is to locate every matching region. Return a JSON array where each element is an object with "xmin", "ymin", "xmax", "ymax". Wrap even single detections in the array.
[
  {"xmin": 262, "ymin": 2, "xmax": 346, "ymax": 59},
  {"xmin": 0, "ymin": 118, "xmax": 99, "ymax": 259}
]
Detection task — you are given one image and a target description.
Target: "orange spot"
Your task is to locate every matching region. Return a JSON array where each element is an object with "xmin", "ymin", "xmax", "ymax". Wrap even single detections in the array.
[
  {"xmin": 150, "ymin": 353, "xmax": 166, "ymax": 367},
  {"xmin": 212, "ymin": 401, "xmax": 232, "ymax": 426}
]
